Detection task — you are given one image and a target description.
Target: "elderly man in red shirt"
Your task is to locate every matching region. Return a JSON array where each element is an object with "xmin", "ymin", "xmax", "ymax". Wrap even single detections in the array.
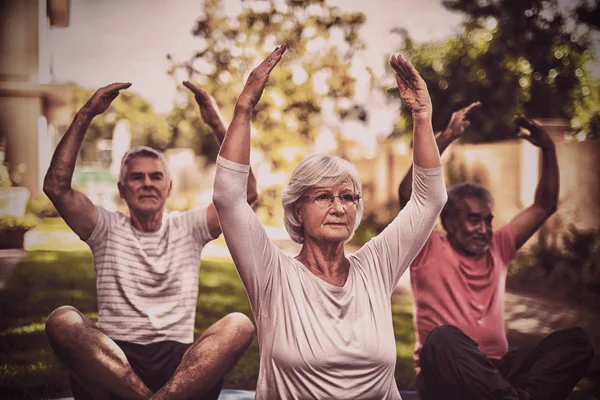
[{"xmin": 397, "ymin": 104, "xmax": 594, "ymax": 400}]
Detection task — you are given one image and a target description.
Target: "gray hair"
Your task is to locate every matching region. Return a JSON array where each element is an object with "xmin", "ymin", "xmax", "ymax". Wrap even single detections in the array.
[
  {"xmin": 440, "ymin": 182, "xmax": 494, "ymax": 227},
  {"xmin": 118, "ymin": 146, "xmax": 170, "ymax": 184},
  {"xmin": 282, "ymin": 154, "xmax": 364, "ymax": 244}
]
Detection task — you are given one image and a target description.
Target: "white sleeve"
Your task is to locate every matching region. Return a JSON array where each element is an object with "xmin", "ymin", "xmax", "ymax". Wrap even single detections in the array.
[
  {"xmin": 353, "ymin": 164, "xmax": 447, "ymax": 295},
  {"xmin": 85, "ymin": 205, "xmax": 111, "ymax": 251},
  {"xmin": 212, "ymin": 155, "xmax": 285, "ymax": 317},
  {"xmin": 179, "ymin": 205, "xmax": 217, "ymax": 246}
]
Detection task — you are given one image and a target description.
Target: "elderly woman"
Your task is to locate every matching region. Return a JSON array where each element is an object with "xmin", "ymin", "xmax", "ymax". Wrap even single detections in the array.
[{"xmin": 213, "ymin": 45, "xmax": 447, "ymax": 399}]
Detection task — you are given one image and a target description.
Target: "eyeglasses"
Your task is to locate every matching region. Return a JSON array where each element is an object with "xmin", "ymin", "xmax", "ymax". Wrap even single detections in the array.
[{"xmin": 301, "ymin": 193, "xmax": 361, "ymax": 208}]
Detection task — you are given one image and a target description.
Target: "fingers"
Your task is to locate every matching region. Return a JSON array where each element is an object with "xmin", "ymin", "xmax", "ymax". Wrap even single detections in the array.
[
  {"xmin": 394, "ymin": 74, "xmax": 408, "ymax": 92},
  {"xmin": 262, "ymin": 45, "xmax": 287, "ymax": 74},
  {"xmin": 182, "ymin": 80, "xmax": 211, "ymax": 101},
  {"xmin": 182, "ymin": 80, "xmax": 200, "ymax": 94},
  {"xmin": 462, "ymin": 101, "xmax": 481, "ymax": 114},
  {"xmin": 248, "ymin": 45, "xmax": 287, "ymax": 84},
  {"xmin": 390, "ymin": 54, "xmax": 415, "ymax": 89},
  {"xmin": 102, "ymin": 82, "xmax": 132, "ymax": 92},
  {"xmin": 514, "ymin": 114, "xmax": 538, "ymax": 129}
]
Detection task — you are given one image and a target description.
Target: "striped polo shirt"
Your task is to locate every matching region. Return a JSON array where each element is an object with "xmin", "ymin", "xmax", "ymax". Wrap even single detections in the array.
[{"xmin": 86, "ymin": 205, "xmax": 216, "ymax": 344}]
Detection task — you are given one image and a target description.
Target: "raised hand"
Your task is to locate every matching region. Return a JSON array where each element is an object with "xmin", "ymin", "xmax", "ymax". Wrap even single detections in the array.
[
  {"xmin": 80, "ymin": 82, "xmax": 131, "ymax": 117},
  {"xmin": 443, "ymin": 101, "xmax": 481, "ymax": 140},
  {"xmin": 183, "ymin": 81, "xmax": 225, "ymax": 129},
  {"xmin": 514, "ymin": 114, "xmax": 554, "ymax": 150},
  {"xmin": 390, "ymin": 54, "xmax": 431, "ymax": 115},
  {"xmin": 237, "ymin": 45, "xmax": 286, "ymax": 111}
]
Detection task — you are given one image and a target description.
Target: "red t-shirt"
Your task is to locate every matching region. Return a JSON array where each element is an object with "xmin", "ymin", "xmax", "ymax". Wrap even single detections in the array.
[{"xmin": 410, "ymin": 224, "xmax": 517, "ymax": 371}]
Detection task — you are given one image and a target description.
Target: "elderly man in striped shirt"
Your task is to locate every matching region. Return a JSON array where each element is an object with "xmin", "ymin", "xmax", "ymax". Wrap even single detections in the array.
[{"xmin": 43, "ymin": 81, "xmax": 256, "ymax": 400}]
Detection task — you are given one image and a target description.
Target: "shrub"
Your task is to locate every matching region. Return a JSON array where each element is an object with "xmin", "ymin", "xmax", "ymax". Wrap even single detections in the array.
[
  {"xmin": 508, "ymin": 224, "xmax": 600, "ymax": 306},
  {"xmin": 26, "ymin": 198, "xmax": 59, "ymax": 218},
  {"xmin": 0, "ymin": 214, "xmax": 40, "ymax": 232},
  {"xmin": 350, "ymin": 212, "xmax": 386, "ymax": 246},
  {"xmin": 0, "ymin": 214, "xmax": 40, "ymax": 249}
]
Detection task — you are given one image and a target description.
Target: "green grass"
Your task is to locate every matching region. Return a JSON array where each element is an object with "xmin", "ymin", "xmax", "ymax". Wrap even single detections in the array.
[
  {"xmin": 1, "ymin": 250, "xmax": 597, "ymax": 399},
  {"xmin": 0, "ymin": 251, "xmax": 418, "ymax": 399}
]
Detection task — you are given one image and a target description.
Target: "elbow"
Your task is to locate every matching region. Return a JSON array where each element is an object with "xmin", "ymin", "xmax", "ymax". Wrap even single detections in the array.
[
  {"xmin": 212, "ymin": 184, "xmax": 237, "ymax": 212},
  {"xmin": 212, "ymin": 189, "xmax": 226, "ymax": 211},
  {"xmin": 546, "ymin": 202, "xmax": 558, "ymax": 216},
  {"xmin": 435, "ymin": 190, "xmax": 449, "ymax": 212},
  {"xmin": 246, "ymin": 191, "xmax": 259, "ymax": 206},
  {"xmin": 535, "ymin": 197, "xmax": 558, "ymax": 217},
  {"xmin": 43, "ymin": 176, "xmax": 68, "ymax": 201}
]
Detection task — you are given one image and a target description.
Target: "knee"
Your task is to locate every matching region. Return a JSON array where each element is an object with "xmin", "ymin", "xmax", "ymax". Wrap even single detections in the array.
[
  {"xmin": 421, "ymin": 325, "xmax": 473, "ymax": 363},
  {"xmin": 223, "ymin": 312, "xmax": 255, "ymax": 347},
  {"xmin": 562, "ymin": 327, "xmax": 595, "ymax": 362},
  {"xmin": 424, "ymin": 325, "xmax": 467, "ymax": 350},
  {"xmin": 45, "ymin": 306, "xmax": 85, "ymax": 341}
]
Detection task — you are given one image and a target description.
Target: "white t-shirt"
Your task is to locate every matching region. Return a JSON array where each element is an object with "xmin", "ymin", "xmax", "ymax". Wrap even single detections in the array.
[
  {"xmin": 86, "ymin": 205, "xmax": 216, "ymax": 344},
  {"xmin": 214, "ymin": 156, "xmax": 447, "ymax": 400}
]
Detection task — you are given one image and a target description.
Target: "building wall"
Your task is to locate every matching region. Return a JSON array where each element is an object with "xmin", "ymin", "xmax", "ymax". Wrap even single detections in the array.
[
  {"xmin": 0, "ymin": 96, "xmax": 43, "ymax": 193},
  {"xmin": 0, "ymin": 0, "xmax": 40, "ymax": 82},
  {"xmin": 356, "ymin": 128, "xmax": 600, "ymax": 242},
  {"xmin": 0, "ymin": 0, "xmax": 70, "ymax": 199},
  {"xmin": 551, "ymin": 138, "xmax": 600, "ymax": 230}
]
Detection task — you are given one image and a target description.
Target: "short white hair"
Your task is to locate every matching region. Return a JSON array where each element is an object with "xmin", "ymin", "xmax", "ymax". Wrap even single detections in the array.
[
  {"xmin": 118, "ymin": 146, "xmax": 170, "ymax": 184},
  {"xmin": 281, "ymin": 154, "xmax": 363, "ymax": 244}
]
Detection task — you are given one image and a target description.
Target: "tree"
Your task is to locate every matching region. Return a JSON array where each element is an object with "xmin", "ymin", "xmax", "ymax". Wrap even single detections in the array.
[
  {"xmin": 69, "ymin": 83, "xmax": 170, "ymax": 161},
  {"xmin": 167, "ymin": 0, "xmax": 367, "ymax": 171},
  {"xmin": 387, "ymin": 0, "xmax": 599, "ymax": 142}
]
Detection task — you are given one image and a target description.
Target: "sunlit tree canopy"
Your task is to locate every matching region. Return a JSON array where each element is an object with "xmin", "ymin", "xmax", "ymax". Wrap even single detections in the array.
[
  {"xmin": 70, "ymin": 84, "xmax": 170, "ymax": 161},
  {"xmin": 167, "ymin": 0, "xmax": 368, "ymax": 171},
  {"xmin": 387, "ymin": 0, "xmax": 600, "ymax": 142}
]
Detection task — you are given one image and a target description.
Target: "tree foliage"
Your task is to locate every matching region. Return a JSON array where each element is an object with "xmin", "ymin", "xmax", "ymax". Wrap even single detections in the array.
[
  {"xmin": 167, "ymin": 0, "xmax": 367, "ymax": 170},
  {"xmin": 70, "ymin": 84, "xmax": 170, "ymax": 161},
  {"xmin": 388, "ymin": 0, "xmax": 599, "ymax": 142}
]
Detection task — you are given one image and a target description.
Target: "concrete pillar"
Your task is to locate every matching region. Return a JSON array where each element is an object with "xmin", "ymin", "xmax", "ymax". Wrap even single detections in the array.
[{"xmin": 0, "ymin": 96, "xmax": 44, "ymax": 197}]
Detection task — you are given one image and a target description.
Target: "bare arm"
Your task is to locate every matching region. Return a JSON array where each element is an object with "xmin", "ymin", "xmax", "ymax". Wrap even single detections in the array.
[
  {"xmin": 43, "ymin": 82, "xmax": 131, "ymax": 240},
  {"xmin": 509, "ymin": 114, "xmax": 559, "ymax": 250},
  {"xmin": 398, "ymin": 102, "xmax": 480, "ymax": 208},
  {"xmin": 390, "ymin": 54, "xmax": 440, "ymax": 169},
  {"xmin": 218, "ymin": 46, "xmax": 286, "ymax": 166},
  {"xmin": 182, "ymin": 81, "xmax": 260, "ymax": 238}
]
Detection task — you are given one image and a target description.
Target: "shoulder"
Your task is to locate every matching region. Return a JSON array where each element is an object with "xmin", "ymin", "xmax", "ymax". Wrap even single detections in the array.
[
  {"xmin": 490, "ymin": 224, "xmax": 515, "ymax": 249},
  {"xmin": 423, "ymin": 229, "xmax": 448, "ymax": 251},
  {"xmin": 410, "ymin": 229, "xmax": 453, "ymax": 268},
  {"xmin": 94, "ymin": 205, "xmax": 128, "ymax": 226}
]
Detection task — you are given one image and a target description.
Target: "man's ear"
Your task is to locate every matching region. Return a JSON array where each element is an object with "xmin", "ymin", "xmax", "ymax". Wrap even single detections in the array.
[
  {"xmin": 117, "ymin": 182, "xmax": 124, "ymax": 199},
  {"xmin": 168, "ymin": 180, "xmax": 173, "ymax": 197}
]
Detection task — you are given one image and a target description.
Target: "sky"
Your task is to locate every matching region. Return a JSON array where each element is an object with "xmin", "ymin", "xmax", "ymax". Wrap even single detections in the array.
[
  {"xmin": 48, "ymin": 0, "xmax": 465, "ymax": 114},
  {"xmin": 46, "ymin": 0, "xmax": 600, "ymax": 159}
]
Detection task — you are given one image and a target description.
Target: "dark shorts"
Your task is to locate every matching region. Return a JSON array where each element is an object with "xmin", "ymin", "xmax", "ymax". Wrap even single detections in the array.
[
  {"xmin": 115, "ymin": 340, "xmax": 191, "ymax": 392},
  {"xmin": 70, "ymin": 340, "xmax": 191, "ymax": 396}
]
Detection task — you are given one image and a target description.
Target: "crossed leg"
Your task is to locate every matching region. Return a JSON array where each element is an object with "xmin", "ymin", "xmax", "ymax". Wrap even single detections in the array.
[
  {"xmin": 418, "ymin": 325, "xmax": 594, "ymax": 400},
  {"xmin": 418, "ymin": 325, "xmax": 520, "ymax": 400},
  {"xmin": 45, "ymin": 306, "xmax": 254, "ymax": 400},
  {"xmin": 497, "ymin": 327, "xmax": 595, "ymax": 400}
]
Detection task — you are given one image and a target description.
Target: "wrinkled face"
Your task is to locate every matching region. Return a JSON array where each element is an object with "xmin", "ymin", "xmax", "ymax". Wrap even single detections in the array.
[
  {"xmin": 118, "ymin": 156, "xmax": 171, "ymax": 216},
  {"xmin": 445, "ymin": 196, "xmax": 493, "ymax": 257},
  {"xmin": 296, "ymin": 178, "xmax": 358, "ymax": 244}
]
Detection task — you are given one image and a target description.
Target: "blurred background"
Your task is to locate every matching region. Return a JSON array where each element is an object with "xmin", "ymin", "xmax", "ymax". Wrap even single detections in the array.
[{"xmin": 1, "ymin": 0, "xmax": 599, "ymax": 398}]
